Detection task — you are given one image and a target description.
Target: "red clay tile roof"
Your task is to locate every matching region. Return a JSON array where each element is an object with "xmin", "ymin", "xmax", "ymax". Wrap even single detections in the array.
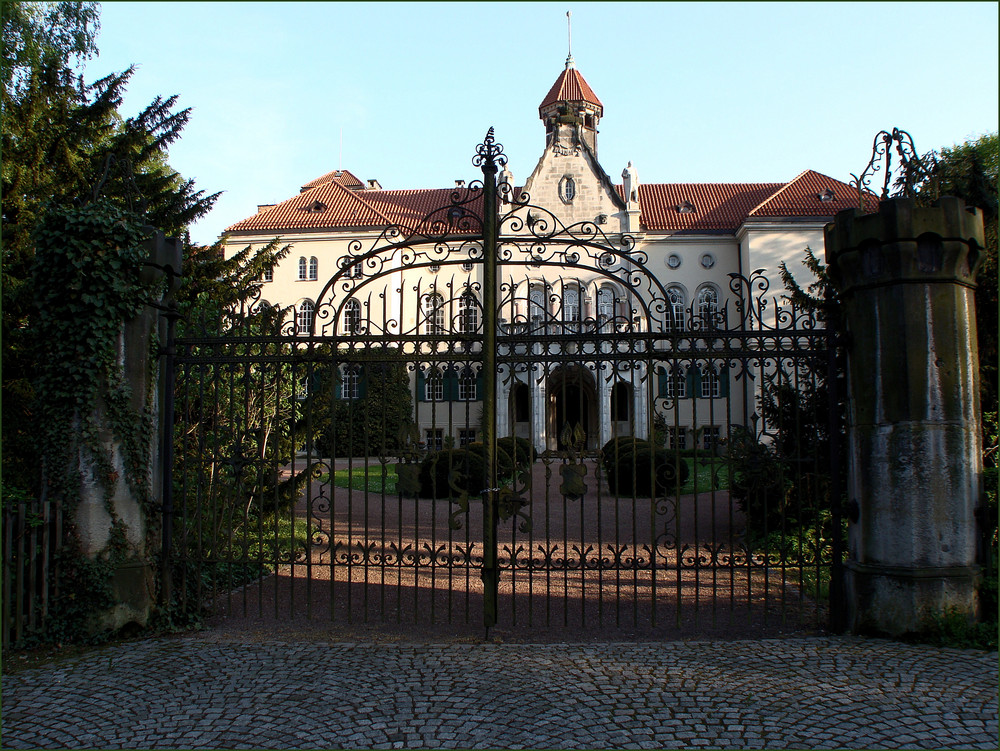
[
  {"xmin": 227, "ymin": 179, "xmax": 393, "ymax": 233},
  {"xmin": 301, "ymin": 168, "xmax": 365, "ymax": 192},
  {"xmin": 636, "ymin": 183, "xmax": 782, "ymax": 231},
  {"xmin": 226, "ymin": 183, "xmax": 485, "ymax": 235},
  {"xmin": 227, "ymin": 169, "xmax": 864, "ymax": 235},
  {"xmin": 539, "ymin": 67, "xmax": 603, "ymax": 115},
  {"xmin": 747, "ymin": 170, "xmax": 878, "ymax": 216},
  {"xmin": 635, "ymin": 173, "xmax": 867, "ymax": 231}
]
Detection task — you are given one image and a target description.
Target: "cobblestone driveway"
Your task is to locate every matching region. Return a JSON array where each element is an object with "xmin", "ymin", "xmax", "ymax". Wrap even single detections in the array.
[{"xmin": 3, "ymin": 635, "xmax": 996, "ymax": 749}]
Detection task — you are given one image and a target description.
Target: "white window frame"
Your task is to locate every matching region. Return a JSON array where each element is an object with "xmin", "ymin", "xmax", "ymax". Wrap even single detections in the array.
[
  {"xmin": 697, "ymin": 285, "xmax": 720, "ymax": 329},
  {"xmin": 667, "ymin": 287, "xmax": 686, "ymax": 330},
  {"xmin": 296, "ymin": 300, "xmax": 314, "ymax": 334},
  {"xmin": 666, "ymin": 369, "xmax": 686, "ymax": 399},
  {"xmin": 458, "ymin": 293, "xmax": 478, "ymax": 334},
  {"xmin": 668, "ymin": 426, "xmax": 687, "ymax": 451},
  {"xmin": 309, "ymin": 256, "xmax": 319, "ymax": 280},
  {"xmin": 701, "ymin": 368, "xmax": 721, "ymax": 399},
  {"xmin": 529, "ymin": 286, "xmax": 546, "ymax": 325},
  {"xmin": 703, "ymin": 426, "xmax": 721, "ymax": 452},
  {"xmin": 458, "ymin": 369, "xmax": 477, "ymax": 401},
  {"xmin": 342, "ymin": 299, "xmax": 361, "ymax": 334},
  {"xmin": 562, "ymin": 285, "xmax": 581, "ymax": 323},
  {"xmin": 596, "ymin": 286, "xmax": 614, "ymax": 326},
  {"xmin": 342, "ymin": 367, "xmax": 360, "ymax": 400},
  {"xmin": 298, "ymin": 256, "xmax": 308, "ymax": 280},
  {"xmin": 425, "ymin": 370, "xmax": 444, "ymax": 402},
  {"xmin": 425, "ymin": 428, "xmax": 444, "ymax": 452},
  {"xmin": 423, "ymin": 293, "xmax": 445, "ymax": 335},
  {"xmin": 458, "ymin": 428, "xmax": 477, "ymax": 446}
]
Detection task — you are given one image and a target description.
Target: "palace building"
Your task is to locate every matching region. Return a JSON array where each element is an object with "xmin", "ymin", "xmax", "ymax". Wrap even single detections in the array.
[{"xmin": 222, "ymin": 55, "xmax": 857, "ymax": 455}]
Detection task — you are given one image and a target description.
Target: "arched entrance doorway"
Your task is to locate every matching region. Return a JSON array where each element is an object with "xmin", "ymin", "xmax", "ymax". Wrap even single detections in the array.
[{"xmin": 547, "ymin": 366, "xmax": 598, "ymax": 451}]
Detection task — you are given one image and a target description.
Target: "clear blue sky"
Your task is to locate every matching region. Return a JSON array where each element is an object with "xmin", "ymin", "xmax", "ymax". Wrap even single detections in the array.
[{"xmin": 82, "ymin": 1, "xmax": 999, "ymax": 246}]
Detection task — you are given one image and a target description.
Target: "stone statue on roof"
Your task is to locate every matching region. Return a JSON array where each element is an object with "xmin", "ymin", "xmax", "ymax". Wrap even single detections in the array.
[{"xmin": 622, "ymin": 161, "xmax": 639, "ymax": 204}]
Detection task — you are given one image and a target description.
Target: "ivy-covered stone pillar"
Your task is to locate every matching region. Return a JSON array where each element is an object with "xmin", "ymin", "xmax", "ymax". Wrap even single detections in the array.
[
  {"xmin": 825, "ymin": 196, "xmax": 985, "ymax": 636},
  {"xmin": 34, "ymin": 201, "xmax": 182, "ymax": 637}
]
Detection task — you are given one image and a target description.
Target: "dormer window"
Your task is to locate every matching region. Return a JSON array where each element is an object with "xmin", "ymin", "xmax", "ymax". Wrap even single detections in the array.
[
  {"xmin": 303, "ymin": 200, "xmax": 327, "ymax": 213},
  {"xmin": 820, "ymin": 188, "xmax": 836, "ymax": 202},
  {"xmin": 677, "ymin": 200, "xmax": 696, "ymax": 214}
]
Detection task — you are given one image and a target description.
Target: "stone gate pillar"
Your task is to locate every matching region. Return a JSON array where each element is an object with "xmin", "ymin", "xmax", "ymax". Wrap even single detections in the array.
[{"xmin": 825, "ymin": 196, "xmax": 985, "ymax": 635}]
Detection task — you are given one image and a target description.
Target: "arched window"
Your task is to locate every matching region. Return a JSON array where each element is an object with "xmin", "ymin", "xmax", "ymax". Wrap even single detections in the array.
[
  {"xmin": 697, "ymin": 286, "xmax": 720, "ymax": 329},
  {"xmin": 458, "ymin": 368, "xmax": 477, "ymax": 401},
  {"xmin": 529, "ymin": 286, "xmax": 546, "ymax": 325},
  {"xmin": 458, "ymin": 292, "xmax": 479, "ymax": 334},
  {"xmin": 342, "ymin": 299, "xmax": 361, "ymax": 334},
  {"xmin": 610, "ymin": 382, "xmax": 631, "ymax": 422},
  {"xmin": 309, "ymin": 256, "xmax": 318, "ymax": 280},
  {"xmin": 425, "ymin": 368, "xmax": 444, "ymax": 402},
  {"xmin": 343, "ymin": 366, "xmax": 361, "ymax": 400},
  {"xmin": 667, "ymin": 287, "xmax": 686, "ymax": 330},
  {"xmin": 423, "ymin": 293, "xmax": 445, "ymax": 335},
  {"xmin": 296, "ymin": 300, "xmax": 314, "ymax": 334},
  {"xmin": 298, "ymin": 257, "xmax": 307, "ymax": 280},
  {"xmin": 562, "ymin": 285, "xmax": 581, "ymax": 323},
  {"xmin": 343, "ymin": 259, "xmax": 363, "ymax": 279},
  {"xmin": 597, "ymin": 286, "xmax": 615, "ymax": 327}
]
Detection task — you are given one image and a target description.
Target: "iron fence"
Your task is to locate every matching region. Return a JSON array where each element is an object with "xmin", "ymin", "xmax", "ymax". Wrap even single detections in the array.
[{"xmin": 165, "ymin": 131, "xmax": 845, "ymax": 636}]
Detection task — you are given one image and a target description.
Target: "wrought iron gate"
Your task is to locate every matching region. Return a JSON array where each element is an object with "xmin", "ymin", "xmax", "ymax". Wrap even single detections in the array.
[{"xmin": 165, "ymin": 131, "xmax": 844, "ymax": 636}]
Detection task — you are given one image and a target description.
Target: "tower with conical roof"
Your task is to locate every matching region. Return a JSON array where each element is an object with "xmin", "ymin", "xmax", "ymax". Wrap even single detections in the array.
[{"xmin": 538, "ymin": 12, "xmax": 603, "ymax": 155}]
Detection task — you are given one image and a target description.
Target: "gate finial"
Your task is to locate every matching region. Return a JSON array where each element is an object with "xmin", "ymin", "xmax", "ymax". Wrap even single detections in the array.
[{"xmin": 473, "ymin": 127, "xmax": 507, "ymax": 170}]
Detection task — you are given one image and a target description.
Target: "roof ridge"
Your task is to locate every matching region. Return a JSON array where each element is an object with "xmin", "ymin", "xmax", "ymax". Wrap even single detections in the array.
[
  {"xmin": 323, "ymin": 178, "xmax": 395, "ymax": 225},
  {"xmin": 746, "ymin": 169, "xmax": 848, "ymax": 216},
  {"xmin": 746, "ymin": 170, "xmax": 828, "ymax": 215}
]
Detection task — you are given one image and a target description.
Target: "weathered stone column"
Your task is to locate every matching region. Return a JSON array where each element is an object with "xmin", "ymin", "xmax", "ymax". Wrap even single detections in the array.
[{"xmin": 825, "ymin": 196, "xmax": 985, "ymax": 635}]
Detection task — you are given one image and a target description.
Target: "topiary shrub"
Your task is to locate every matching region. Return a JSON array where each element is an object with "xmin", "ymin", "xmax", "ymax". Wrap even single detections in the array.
[
  {"xmin": 465, "ymin": 437, "xmax": 536, "ymax": 481},
  {"xmin": 602, "ymin": 438, "xmax": 690, "ymax": 496},
  {"xmin": 418, "ymin": 448, "xmax": 486, "ymax": 498},
  {"xmin": 497, "ymin": 436, "xmax": 536, "ymax": 473}
]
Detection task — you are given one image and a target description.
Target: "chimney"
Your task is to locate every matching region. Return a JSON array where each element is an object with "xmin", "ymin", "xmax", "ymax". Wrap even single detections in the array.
[{"xmin": 366, "ymin": 179, "xmax": 382, "ymax": 190}]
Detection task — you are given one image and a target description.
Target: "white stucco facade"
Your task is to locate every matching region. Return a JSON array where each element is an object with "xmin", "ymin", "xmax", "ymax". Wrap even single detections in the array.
[{"xmin": 222, "ymin": 61, "xmax": 852, "ymax": 455}]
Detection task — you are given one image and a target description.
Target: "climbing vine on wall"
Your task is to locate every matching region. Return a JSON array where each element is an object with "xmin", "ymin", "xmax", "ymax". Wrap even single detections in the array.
[{"xmin": 33, "ymin": 200, "xmax": 162, "ymax": 513}]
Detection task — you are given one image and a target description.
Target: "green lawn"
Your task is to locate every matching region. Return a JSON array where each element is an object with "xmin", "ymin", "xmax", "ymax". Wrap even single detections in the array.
[
  {"xmin": 679, "ymin": 457, "xmax": 730, "ymax": 494},
  {"xmin": 325, "ymin": 466, "xmax": 398, "ymax": 493}
]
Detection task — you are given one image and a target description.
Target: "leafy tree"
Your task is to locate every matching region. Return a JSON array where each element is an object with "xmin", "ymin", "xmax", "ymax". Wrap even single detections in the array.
[
  {"xmin": 1, "ymin": 0, "xmax": 99, "ymax": 97},
  {"xmin": 728, "ymin": 247, "xmax": 844, "ymax": 556},
  {"xmin": 914, "ymin": 133, "xmax": 998, "ymax": 416},
  {"xmin": 1, "ymin": 2, "xmax": 218, "ymax": 496}
]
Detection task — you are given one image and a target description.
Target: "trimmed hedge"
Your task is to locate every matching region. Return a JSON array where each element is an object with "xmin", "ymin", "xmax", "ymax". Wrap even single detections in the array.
[
  {"xmin": 601, "ymin": 437, "xmax": 690, "ymax": 496},
  {"xmin": 418, "ymin": 448, "xmax": 485, "ymax": 498},
  {"xmin": 465, "ymin": 436, "xmax": 536, "ymax": 479}
]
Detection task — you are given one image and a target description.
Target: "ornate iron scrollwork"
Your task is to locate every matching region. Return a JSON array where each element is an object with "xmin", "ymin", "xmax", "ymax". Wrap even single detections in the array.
[{"xmin": 850, "ymin": 127, "xmax": 937, "ymax": 211}]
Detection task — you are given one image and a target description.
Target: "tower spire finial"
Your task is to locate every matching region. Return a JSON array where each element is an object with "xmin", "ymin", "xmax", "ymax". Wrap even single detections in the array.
[{"xmin": 565, "ymin": 10, "xmax": 575, "ymax": 69}]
